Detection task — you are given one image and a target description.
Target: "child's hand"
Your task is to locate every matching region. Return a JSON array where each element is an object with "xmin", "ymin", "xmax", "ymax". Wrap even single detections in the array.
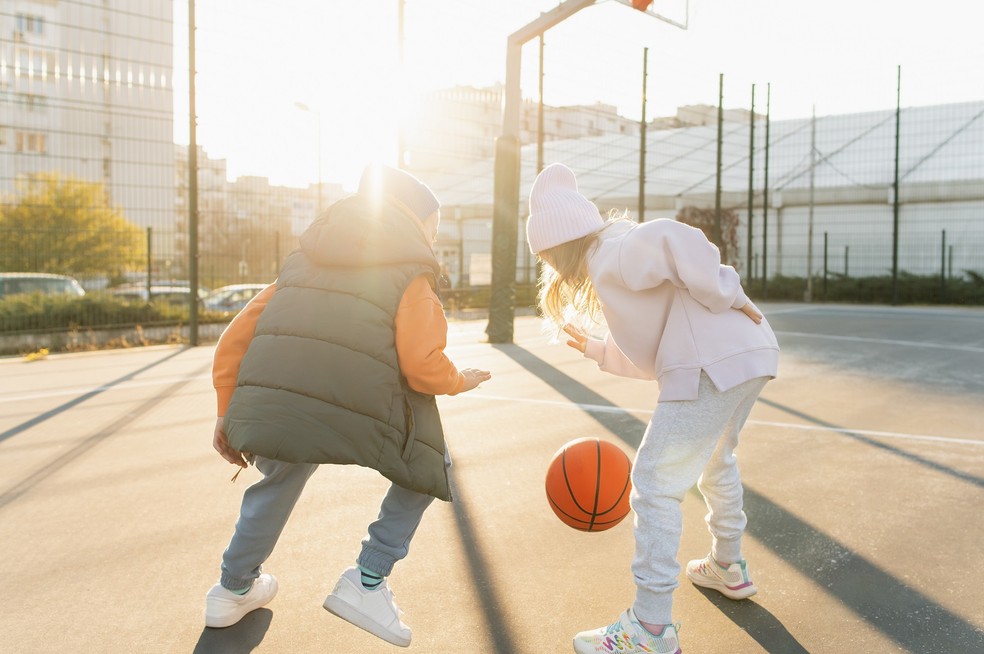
[
  {"xmin": 739, "ymin": 303, "xmax": 763, "ymax": 324},
  {"xmin": 563, "ymin": 324, "xmax": 587, "ymax": 353},
  {"xmin": 459, "ymin": 368, "xmax": 491, "ymax": 392},
  {"xmin": 213, "ymin": 416, "xmax": 248, "ymax": 468}
]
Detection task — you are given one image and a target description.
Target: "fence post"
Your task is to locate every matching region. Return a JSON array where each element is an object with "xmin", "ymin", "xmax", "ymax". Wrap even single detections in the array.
[
  {"xmin": 146, "ymin": 227, "xmax": 152, "ymax": 298},
  {"xmin": 746, "ymin": 84, "xmax": 755, "ymax": 281},
  {"xmin": 891, "ymin": 65, "xmax": 902, "ymax": 305},
  {"xmin": 845, "ymin": 245, "xmax": 849, "ymax": 277},
  {"xmin": 713, "ymin": 73, "xmax": 724, "ymax": 245},
  {"xmin": 275, "ymin": 231, "xmax": 281, "ymax": 274},
  {"xmin": 761, "ymin": 82, "xmax": 771, "ymax": 296},
  {"xmin": 940, "ymin": 229, "xmax": 946, "ymax": 300},
  {"xmin": 823, "ymin": 231, "xmax": 828, "ymax": 298},
  {"xmin": 188, "ymin": 0, "xmax": 200, "ymax": 346},
  {"xmin": 638, "ymin": 46, "xmax": 648, "ymax": 223}
]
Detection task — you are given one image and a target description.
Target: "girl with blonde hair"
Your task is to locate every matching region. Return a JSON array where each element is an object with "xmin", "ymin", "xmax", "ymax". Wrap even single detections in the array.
[{"xmin": 527, "ymin": 163, "xmax": 779, "ymax": 654}]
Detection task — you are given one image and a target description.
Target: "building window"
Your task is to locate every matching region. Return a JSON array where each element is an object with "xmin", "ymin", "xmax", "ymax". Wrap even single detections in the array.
[
  {"xmin": 16, "ymin": 14, "xmax": 44, "ymax": 35},
  {"xmin": 15, "ymin": 131, "xmax": 47, "ymax": 154}
]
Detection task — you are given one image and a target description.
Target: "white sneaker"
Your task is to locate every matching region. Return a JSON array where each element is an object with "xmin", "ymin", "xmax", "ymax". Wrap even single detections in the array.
[
  {"xmin": 204, "ymin": 573, "xmax": 278, "ymax": 628},
  {"xmin": 323, "ymin": 567, "xmax": 411, "ymax": 647},
  {"xmin": 573, "ymin": 609, "xmax": 681, "ymax": 654},
  {"xmin": 686, "ymin": 554, "xmax": 757, "ymax": 600}
]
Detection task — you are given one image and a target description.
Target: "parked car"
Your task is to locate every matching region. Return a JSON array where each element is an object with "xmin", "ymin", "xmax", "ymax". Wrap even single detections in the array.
[
  {"xmin": 203, "ymin": 284, "xmax": 269, "ymax": 313},
  {"xmin": 110, "ymin": 284, "xmax": 207, "ymax": 306},
  {"xmin": 0, "ymin": 273, "xmax": 86, "ymax": 299}
]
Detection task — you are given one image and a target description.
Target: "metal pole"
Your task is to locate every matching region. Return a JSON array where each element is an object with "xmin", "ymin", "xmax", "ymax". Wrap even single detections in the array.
[
  {"xmin": 488, "ymin": 0, "xmax": 597, "ymax": 344},
  {"xmin": 940, "ymin": 229, "xmax": 946, "ymax": 299},
  {"xmin": 537, "ymin": 33, "xmax": 545, "ymax": 174},
  {"xmin": 317, "ymin": 111, "xmax": 323, "ymax": 214},
  {"xmin": 188, "ymin": 0, "xmax": 199, "ymax": 345},
  {"xmin": 713, "ymin": 72, "xmax": 723, "ymax": 246},
  {"xmin": 746, "ymin": 84, "xmax": 755, "ymax": 280},
  {"xmin": 397, "ymin": 0, "xmax": 405, "ymax": 168},
  {"xmin": 638, "ymin": 47, "xmax": 648, "ymax": 223},
  {"xmin": 762, "ymin": 82, "xmax": 771, "ymax": 296},
  {"xmin": 806, "ymin": 104, "xmax": 816, "ymax": 301},
  {"xmin": 891, "ymin": 64, "xmax": 901, "ymax": 305},
  {"xmin": 146, "ymin": 227, "xmax": 152, "ymax": 298},
  {"xmin": 823, "ymin": 231, "xmax": 828, "ymax": 298}
]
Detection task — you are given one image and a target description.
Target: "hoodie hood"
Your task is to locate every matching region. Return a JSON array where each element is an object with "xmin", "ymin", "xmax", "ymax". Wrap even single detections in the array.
[{"xmin": 299, "ymin": 195, "xmax": 439, "ymax": 275}]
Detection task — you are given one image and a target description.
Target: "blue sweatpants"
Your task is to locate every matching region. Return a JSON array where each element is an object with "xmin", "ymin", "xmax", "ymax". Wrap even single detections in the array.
[{"xmin": 219, "ymin": 452, "xmax": 450, "ymax": 591}]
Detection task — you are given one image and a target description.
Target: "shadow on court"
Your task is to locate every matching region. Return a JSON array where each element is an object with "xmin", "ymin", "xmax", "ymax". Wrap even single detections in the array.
[
  {"xmin": 193, "ymin": 609, "xmax": 272, "ymax": 653},
  {"xmin": 0, "ymin": 351, "xmax": 212, "ymax": 513},
  {"xmin": 489, "ymin": 343, "xmax": 984, "ymax": 654}
]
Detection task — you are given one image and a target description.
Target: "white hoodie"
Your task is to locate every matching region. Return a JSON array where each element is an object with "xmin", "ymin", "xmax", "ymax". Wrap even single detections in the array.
[{"xmin": 582, "ymin": 218, "xmax": 779, "ymax": 401}]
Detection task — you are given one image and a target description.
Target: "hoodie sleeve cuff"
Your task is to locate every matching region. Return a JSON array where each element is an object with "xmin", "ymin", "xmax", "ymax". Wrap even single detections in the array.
[
  {"xmin": 584, "ymin": 338, "xmax": 605, "ymax": 364},
  {"xmin": 731, "ymin": 287, "xmax": 750, "ymax": 310}
]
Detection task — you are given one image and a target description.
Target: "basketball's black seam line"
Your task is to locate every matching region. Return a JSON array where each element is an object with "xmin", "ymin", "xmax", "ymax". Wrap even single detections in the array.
[
  {"xmin": 589, "ymin": 439, "xmax": 602, "ymax": 531},
  {"xmin": 598, "ymin": 451, "xmax": 632, "ymax": 516},
  {"xmin": 562, "ymin": 449, "xmax": 590, "ymax": 515},
  {"xmin": 547, "ymin": 495, "xmax": 625, "ymax": 528}
]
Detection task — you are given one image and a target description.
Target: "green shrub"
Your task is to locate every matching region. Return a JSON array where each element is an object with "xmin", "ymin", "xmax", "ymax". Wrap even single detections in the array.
[
  {"xmin": 0, "ymin": 292, "xmax": 227, "ymax": 334},
  {"xmin": 754, "ymin": 272, "xmax": 984, "ymax": 305}
]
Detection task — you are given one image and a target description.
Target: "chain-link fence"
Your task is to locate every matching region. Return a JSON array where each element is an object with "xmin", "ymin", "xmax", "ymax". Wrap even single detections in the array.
[{"xmin": 2, "ymin": 1, "xmax": 982, "ymax": 348}]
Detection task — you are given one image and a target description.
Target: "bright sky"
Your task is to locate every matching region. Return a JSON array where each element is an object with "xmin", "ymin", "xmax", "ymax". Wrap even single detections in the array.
[{"xmin": 171, "ymin": 0, "xmax": 984, "ymax": 190}]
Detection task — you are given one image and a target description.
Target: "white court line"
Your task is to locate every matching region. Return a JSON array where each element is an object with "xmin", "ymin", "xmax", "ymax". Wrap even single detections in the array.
[
  {"xmin": 461, "ymin": 393, "xmax": 984, "ymax": 447},
  {"xmin": 774, "ymin": 330, "xmax": 984, "ymax": 354},
  {"xmin": 6, "ymin": 374, "xmax": 980, "ymax": 447}
]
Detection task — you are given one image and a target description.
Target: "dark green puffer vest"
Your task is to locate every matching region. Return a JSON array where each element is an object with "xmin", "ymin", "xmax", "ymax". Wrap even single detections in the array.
[{"xmin": 224, "ymin": 195, "xmax": 451, "ymax": 500}]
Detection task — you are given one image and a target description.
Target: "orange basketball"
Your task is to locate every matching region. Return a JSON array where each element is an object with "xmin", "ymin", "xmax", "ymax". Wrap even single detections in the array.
[{"xmin": 545, "ymin": 437, "xmax": 633, "ymax": 532}]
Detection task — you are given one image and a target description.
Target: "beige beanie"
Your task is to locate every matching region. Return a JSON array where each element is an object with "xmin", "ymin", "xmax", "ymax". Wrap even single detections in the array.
[{"xmin": 526, "ymin": 163, "xmax": 605, "ymax": 254}]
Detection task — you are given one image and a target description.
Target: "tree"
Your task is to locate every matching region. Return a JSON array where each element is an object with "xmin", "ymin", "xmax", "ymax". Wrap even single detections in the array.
[
  {"xmin": 675, "ymin": 205, "xmax": 741, "ymax": 271},
  {"xmin": 0, "ymin": 173, "xmax": 145, "ymax": 277}
]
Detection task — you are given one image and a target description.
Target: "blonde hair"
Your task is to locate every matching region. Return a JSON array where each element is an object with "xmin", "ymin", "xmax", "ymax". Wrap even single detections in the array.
[{"xmin": 537, "ymin": 213, "xmax": 628, "ymax": 329}]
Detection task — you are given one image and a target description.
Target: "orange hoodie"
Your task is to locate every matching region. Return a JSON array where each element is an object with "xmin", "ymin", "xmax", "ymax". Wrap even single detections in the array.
[{"xmin": 212, "ymin": 277, "xmax": 464, "ymax": 416}]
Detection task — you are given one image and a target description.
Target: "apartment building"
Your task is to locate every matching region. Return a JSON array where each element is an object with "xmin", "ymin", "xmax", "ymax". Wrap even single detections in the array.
[{"xmin": 0, "ymin": 1, "xmax": 174, "ymax": 230}]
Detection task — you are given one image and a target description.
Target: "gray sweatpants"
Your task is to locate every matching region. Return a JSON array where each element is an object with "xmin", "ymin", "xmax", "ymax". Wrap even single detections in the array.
[
  {"xmin": 631, "ymin": 372, "xmax": 768, "ymax": 625},
  {"xmin": 219, "ymin": 451, "xmax": 450, "ymax": 592}
]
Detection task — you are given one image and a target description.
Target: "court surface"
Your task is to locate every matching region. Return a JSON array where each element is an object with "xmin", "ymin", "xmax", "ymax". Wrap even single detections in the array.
[{"xmin": 1, "ymin": 303, "xmax": 982, "ymax": 653}]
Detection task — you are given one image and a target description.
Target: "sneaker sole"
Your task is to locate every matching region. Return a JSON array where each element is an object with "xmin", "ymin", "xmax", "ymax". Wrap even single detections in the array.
[
  {"xmin": 205, "ymin": 579, "xmax": 278, "ymax": 628},
  {"xmin": 323, "ymin": 595, "xmax": 411, "ymax": 647},
  {"xmin": 686, "ymin": 570, "xmax": 757, "ymax": 600},
  {"xmin": 205, "ymin": 594, "xmax": 274, "ymax": 628}
]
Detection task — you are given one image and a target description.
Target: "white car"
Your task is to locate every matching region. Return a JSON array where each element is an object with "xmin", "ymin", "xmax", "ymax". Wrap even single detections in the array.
[
  {"xmin": 203, "ymin": 284, "xmax": 269, "ymax": 313},
  {"xmin": 0, "ymin": 273, "xmax": 86, "ymax": 299}
]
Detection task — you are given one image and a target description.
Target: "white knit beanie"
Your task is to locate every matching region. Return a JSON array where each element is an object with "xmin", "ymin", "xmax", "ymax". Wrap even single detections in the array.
[{"xmin": 526, "ymin": 163, "xmax": 604, "ymax": 254}]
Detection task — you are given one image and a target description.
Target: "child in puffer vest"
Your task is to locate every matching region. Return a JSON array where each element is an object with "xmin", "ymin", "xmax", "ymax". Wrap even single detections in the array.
[{"xmin": 205, "ymin": 165, "xmax": 490, "ymax": 647}]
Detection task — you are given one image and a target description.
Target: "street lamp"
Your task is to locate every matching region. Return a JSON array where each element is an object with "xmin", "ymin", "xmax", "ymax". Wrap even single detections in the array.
[{"xmin": 294, "ymin": 101, "xmax": 323, "ymax": 214}]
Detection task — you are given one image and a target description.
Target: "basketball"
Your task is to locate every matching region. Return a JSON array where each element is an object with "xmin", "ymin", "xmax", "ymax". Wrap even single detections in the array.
[{"xmin": 545, "ymin": 437, "xmax": 633, "ymax": 532}]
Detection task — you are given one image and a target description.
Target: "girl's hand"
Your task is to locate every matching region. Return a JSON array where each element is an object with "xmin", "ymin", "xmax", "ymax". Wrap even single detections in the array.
[
  {"xmin": 563, "ymin": 323, "xmax": 587, "ymax": 353},
  {"xmin": 739, "ymin": 303, "xmax": 763, "ymax": 324},
  {"xmin": 459, "ymin": 368, "xmax": 492, "ymax": 392},
  {"xmin": 213, "ymin": 417, "xmax": 248, "ymax": 468}
]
